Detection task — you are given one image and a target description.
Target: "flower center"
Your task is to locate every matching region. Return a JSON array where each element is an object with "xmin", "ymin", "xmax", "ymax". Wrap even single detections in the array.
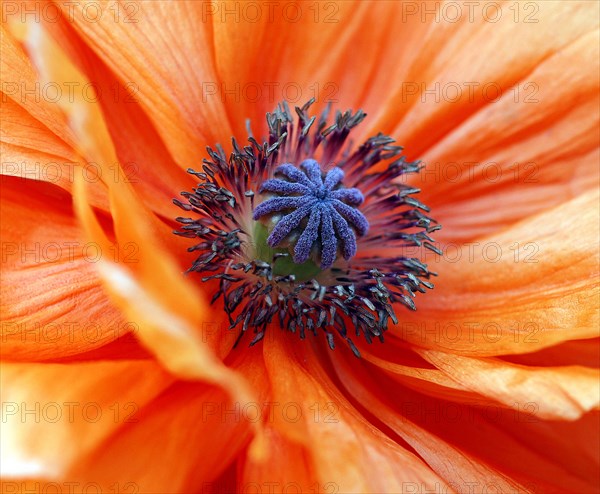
[
  {"xmin": 314, "ymin": 186, "xmax": 329, "ymax": 200},
  {"xmin": 173, "ymin": 99, "xmax": 440, "ymax": 355},
  {"xmin": 252, "ymin": 159, "xmax": 369, "ymax": 273}
]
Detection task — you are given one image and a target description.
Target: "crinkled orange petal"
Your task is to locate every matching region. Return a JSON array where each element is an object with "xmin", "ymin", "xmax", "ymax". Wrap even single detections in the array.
[
  {"xmin": 0, "ymin": 24, "xmax": 108, "ymax": 210},
  {"xmin": 0, "ymin": 359, "xmax": 173, "ymax": 478},
  {"xmin": 239, "ymin": 425, "xmax": 317, "ymax": 493},
  {"xmin": 18, "ymin": 18, "xmax": 261, "ymax": 446},
  {"xmin": 0, "ymin": 176, "xmax": 126, "ymax": 361},
  {"xmin": 358, "ymin": 340, "xmax": 600, "ymax": 418},
  {"xmin": 73, "ymin": 171, "xmax": 252, "ymax": 401},
  {"xmin": 17, "ymin": 16, "xmax": 233, "ymax": 346},
  {"xmin": 44, "ymin": 1, "xmax": 430, "ymax": 144},
  {"xmin": 210, "ymin": 1, "xmax": 599, "ymax": 242},
  {"xmin": 0, "ymin": 23, "xmax": 75, "ymax": 147},
  {"xmin": 392, "ymin": 189, "xmax": 599, "ymax": 356},
  {"xmin": 358, "ymin": 345, "xmax": 482, "ymax": 406},
  {"xmin": 502, "ymin": 338, "xmax": 600, "ymax": 368},
  {"xmin": 331, "ymin": 349, "xmax": 531, "ymax": 493},
  {"xmin": 74, "ymin": 164, "xmax": 266, "ymax": 458},
  {"xmin": 330, "ymin": 347, "xmax": 599, "ymax": 493},
  {"xmin": 374, "ymin": 2, "xmax": 598, "ymax": 152},
  {"xmin": 18, "ymin": 19, "xmax": 114, "ymax": 179},
  {"xmin": 61, "ymin": 350, "xmax": 267, "ymax": 493},
  {"xmin": 0, "ymin": 95, "xmax": 74, "ymax": 162},
  {"xmin": 55, "ymin": 1, "xmax": 233, "ymax": 167},
  {"xmin": 418, "ymin": 28, "xmax": 600, "ymax": 241},
  {"xmin": 252, "ymin": 336, "xmax": 450, "ymax": 492},
  {"xmin": 213, "ymin": 1, "xmax": 421, "ymax": 137},
  {"xmin": 35, "ymin": 15, "xmax": 201, "ymax": 220},
  {"xmin": 17, "ymin": 17, "xmax": 234, "ymax": 364},
  {"xmin": 98, "ymin": 166, "xmax": 237, "ymax": 359},
  {"xmin": 418, "ymin": 349, "xmax": 600, "ymax": 420}
]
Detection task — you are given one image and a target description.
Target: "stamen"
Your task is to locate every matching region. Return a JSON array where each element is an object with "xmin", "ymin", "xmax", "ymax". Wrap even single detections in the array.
[
  {"xmin": 253, "ymin": 160, "xmax": 368, "ymax": 269},
  {"xmin": 173, "ymin": 99, "xmax": 440, "ymax": 356}
]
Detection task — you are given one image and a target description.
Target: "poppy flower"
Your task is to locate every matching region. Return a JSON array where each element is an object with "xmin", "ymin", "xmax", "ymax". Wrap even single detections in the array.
[{"xmin": 1, "ymin": 1, "xmax": 599, "ymax": 493}]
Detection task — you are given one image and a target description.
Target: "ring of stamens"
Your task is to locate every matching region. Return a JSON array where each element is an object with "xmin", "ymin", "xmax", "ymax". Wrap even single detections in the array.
[{"xmin": 174, "ymin": 99, "xmax": 440, "ymax": 356}]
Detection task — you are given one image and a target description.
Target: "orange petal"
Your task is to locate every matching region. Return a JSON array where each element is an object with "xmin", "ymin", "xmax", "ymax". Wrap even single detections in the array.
[
  {"xmin": 61, "ymin": 349, "xmax": 267, "ymax": 492},
  {"xmin": 16, "ymin": 16, "xmax": 202, "ymax": 282},
  {"xmin": 330, "ymin": 346, "xmax": 599, "ymax": 493},
  {"xmin": 331, "ymin": 349, "xmax": 531, "ymax": 493},
  {"xmin": 19, "ymin": 14, "xmax": 222, "ymax": 318},
  {"xmin": 19, "ymin": 19, "xmax": 115, "ymax": 177},
  {"xmin": 417, "ymin": 28, "xmax": 600, "ymax": 241},
  {"xmin": 16, "ymin": 19, "xmax": 240, "ymax": 374},
  {"xmin": 393, "ymin": 189, "xmax": 600, "ymax": 356},
  {"xmin": 239, "ymin": 425, "xmax": 317, "ymax": 493},
  {"xmin": 418, "ymin": 349, "xmax": 600, "ymax": 420},
  {"xmin": 56, "ymin": 1, "xmax": 233, "ymax": 166},
  {"xmin": 1, "ymin": 176, "xmax": 127, "ymax": 361},
  {"xmin": 37, "ymin": 15, "xmax": 200, "ymax": 219},
  {"xmin": 0, "ymin": 94, "xmax": 74, "ymax": 162},
  {"xmin": 22, "ymin": 13, "xmax": 250, "ymax": 404},
  {"xmin": 73, "ymin": 170, "xmax": 264, "ymax": 463},
  {"xmin": 0, "ymin": 23, "xmax": 75, "ymax": 148},
  {"xmin": 0, "ymin": 359, "xmax": 173, "ymax": 478},
  {"xmin": 248, "ymin": 336, "xmax": 449, "ymax": 492},
  {"xmin": 74, "ymin": 171, "xmax": 229, "ymax": 373},
  {"xmin": 212, "ymin": 1, "xmax": 417, "ymax": 136},
  {"xmin": 375, "ymin": 2, "xmax": 598, "ymax": 152},
  {"xmin": 360, "ymin": 340, "xmax": 600, "ymax": 417},
  {"xmin": 358, "ymin": 344, "xmax": 482, "ymax": 406},
  {"xmin": 502, "ymin": 338, "xmax": 600, "ymax": 368},
  {"xmin": 0, "ymin": 24, "xmax": 108, "ymax": 210}
]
